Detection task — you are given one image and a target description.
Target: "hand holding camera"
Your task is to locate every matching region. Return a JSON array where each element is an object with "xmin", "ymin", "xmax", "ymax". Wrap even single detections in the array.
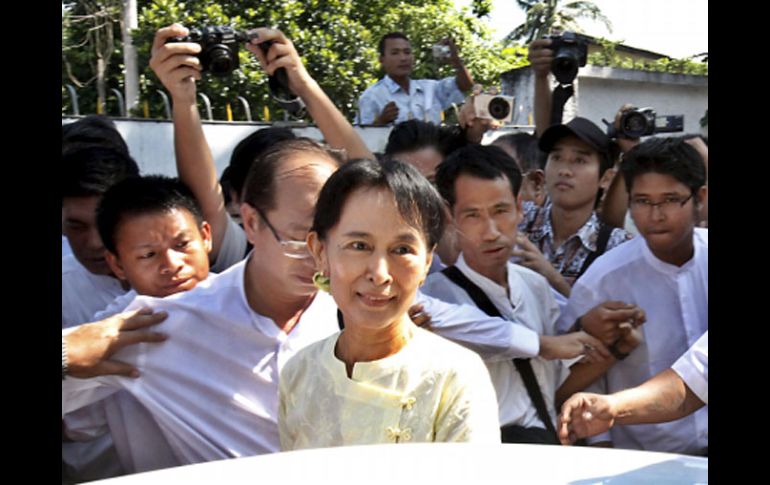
[
  {"xmin": 602, "ymin": 105, "xmax": 684, "ymax": 139},
  {"xmin": 155, "ymin": 24, "xmax": 304, "ymax": 114},
  {"xmin": 150, "ymin": 24, "xmax": 204, "ymax": 104},
  {"xmin": 431, "ymin": 38, "xmax": 460, "ymax": 66}
]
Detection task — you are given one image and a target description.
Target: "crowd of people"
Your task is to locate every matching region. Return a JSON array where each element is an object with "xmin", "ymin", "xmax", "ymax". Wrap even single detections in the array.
[{"xmin": 61, "ymin": 24, "xmax": 708, "ymax": 482}]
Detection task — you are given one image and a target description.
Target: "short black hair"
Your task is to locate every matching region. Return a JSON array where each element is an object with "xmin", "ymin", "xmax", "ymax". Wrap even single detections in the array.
[
  {"xmin": 435, "ymin": 144, "xmax": 523, "ymax": 209},
  {"xmin": 492, "ymin": 132, "xmax": 545, "ymax": 172},
  {"xmin": 312, "ymin": 159, "xmax": 446, "ymax": 249},
  {"xmin": 228, "ymin": 127, "xmax": 297, "ymax": 199},
  {"xmin": 378, "ymin": 32, "xmax": 410, "ymax": 56},
  {"xmin": 62, "ymin": 115, "xmax": 130, "ymax": 156},
  {"xmin": 62, "ymin": 146, "xmax": 140, "ymax": 200},
  {"xmin": 241, "ymin": 138, "xmax": 345, "ymax": 212},
  {"xmin": 384, "ymin": 120, "xmax": 441, "ymax": 156},
  {"xmin": 621, "ymin": 137, "xmax": 707, "ymax": 194},
  {"xmin": 96, "ymin": 175, "xmax": 204, "ymax": 255}
]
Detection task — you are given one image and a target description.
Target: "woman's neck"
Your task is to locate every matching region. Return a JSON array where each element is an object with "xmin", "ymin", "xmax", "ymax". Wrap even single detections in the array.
[{"xmin": 335, "ymin": 316, "xmax": 413, "ymax": 378}]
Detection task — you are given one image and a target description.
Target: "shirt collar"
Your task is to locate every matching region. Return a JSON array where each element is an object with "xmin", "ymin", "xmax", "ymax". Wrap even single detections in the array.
[
  {"xmin": 640, "ymin": 230, "xmax": 700, "ymax": 275},
  {"xmin": 383, "ymin": 75, "xmax": 419, "ymax": 95},
  {"xmin": 537, "ymin": 201, "xmax": 603, "ymax": 252},
  {"xmin": 455, "ymin": 254, "xmax": 522, "ymax": 311}
]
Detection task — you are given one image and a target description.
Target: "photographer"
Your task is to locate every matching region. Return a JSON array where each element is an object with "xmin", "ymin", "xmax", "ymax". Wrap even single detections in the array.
[
  {"xmin": 358, "ymin": 33, "xmax": 474, "ymax": 126},
  {"xmin": 149, "ymin": 24, "xmax": 374, "ymax": 273}
]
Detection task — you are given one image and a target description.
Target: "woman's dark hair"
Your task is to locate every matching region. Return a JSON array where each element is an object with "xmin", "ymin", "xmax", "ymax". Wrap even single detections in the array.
[
  {"xmin": 312, "ymin": 159, "xmax": 446, "ymax": 248},
  {"xmin": 621, "ymin": 137, "xmax": 706, "ymax": 194},
  {"xmin": 241, "ymin": 138, "xmax": 345, "ymax": 212},
  {"xmin": 435, "ymin": 144, "xmax": 523, "ymax": 209},
  {"xmin": 96, "ymin": 175, "xmax": 204, "ymax": 254}
]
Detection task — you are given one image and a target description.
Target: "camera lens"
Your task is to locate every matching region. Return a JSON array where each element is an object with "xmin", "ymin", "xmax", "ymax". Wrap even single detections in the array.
[
  {"xmin": 622, "ymin": 112, "xmax": 648, "ymax": 138},
  {"xmin": 207, "ymin": 46, "xmax": 235, "ymax": 75},
  {"xmin": 552, "ymin": 55, "xmax": 578, "ymax": 84},
  {"xmin": 488, "ymin": 97, "xmax": 511, "ymax": 120}
]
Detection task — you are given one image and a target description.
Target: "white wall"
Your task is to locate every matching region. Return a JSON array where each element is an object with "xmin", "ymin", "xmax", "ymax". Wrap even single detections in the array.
[
  {"xmin": 501, "ymin": 66, "xmax": 708, "ymax": 136},
  {"xmin": 62, "ymin": 118, "xmax": 393, "ymax": 177},
  {"xmin": 577, "ymin": 66, "xmax": 708, "ymax": 135}
]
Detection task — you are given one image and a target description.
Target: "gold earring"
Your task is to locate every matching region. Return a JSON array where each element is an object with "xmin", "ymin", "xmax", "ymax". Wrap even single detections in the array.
[{"xmin": 312, "ymin": 271, "xmax": 331, "ymax": 293}]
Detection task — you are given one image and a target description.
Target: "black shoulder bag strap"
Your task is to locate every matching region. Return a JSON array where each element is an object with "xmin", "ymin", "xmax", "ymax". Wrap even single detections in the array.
[
  {"xmin": 576, "ymin": 223, "xmax": 613, "ymax": 279},
  {"xmin": 440, "ymin": 266, "xmax": 559, "ymax": 440}
]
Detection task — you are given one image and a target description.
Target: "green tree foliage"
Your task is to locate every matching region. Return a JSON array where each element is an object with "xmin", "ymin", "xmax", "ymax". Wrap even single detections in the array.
[
  {"xmin": 62, "ymin": 1, "xmax": 126, "ymax": 116},
  {"xmin": 506, "ymin": 0, "xmax": 612, "ymax": 44},
  {"xmin": 62, "ymin": 0, "xmax": 529, "ymax": 121}
]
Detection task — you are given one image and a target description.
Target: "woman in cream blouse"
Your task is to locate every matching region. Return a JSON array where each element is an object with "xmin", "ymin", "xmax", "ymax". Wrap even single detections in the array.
[{"xmin": 278, "ymin": 159, "xmax": 501, "ymax": 450}]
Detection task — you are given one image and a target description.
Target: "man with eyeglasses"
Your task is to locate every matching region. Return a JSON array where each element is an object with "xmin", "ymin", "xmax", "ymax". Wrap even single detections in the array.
[{"xmin": 554, "ymin": 136, "xmax": 708, "ymax": 456}]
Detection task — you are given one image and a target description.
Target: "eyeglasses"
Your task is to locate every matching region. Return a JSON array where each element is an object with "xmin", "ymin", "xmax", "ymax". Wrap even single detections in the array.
[
  {"xmin": 629, "ymin": 194, "xmax": 694, "ymax": 213},
  {"xmin": 254, "ymin": 207, "xmax": 311, "ymax": 259}
]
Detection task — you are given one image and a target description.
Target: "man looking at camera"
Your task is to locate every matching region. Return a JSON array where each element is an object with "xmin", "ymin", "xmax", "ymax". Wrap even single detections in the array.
[{"xmin": 357, "ymin": 32, "xmax": 474, "ymax": 126}]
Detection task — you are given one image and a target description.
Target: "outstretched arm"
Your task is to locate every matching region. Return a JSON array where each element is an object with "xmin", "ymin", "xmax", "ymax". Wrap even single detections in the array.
[
  {"xmin": 246, "ymin": 28, "xmax": 374, "ymax": 160},
  {"xmin": 528, "ymin": 38, "xmax": 553, "ymax": 137},
  {"xmin": 558, "ymin": 368, "xmax": 705, "ymax": 445},
  {"xmin": 149, "ymin": 24, "xmax": 231, "ymax": 264}
]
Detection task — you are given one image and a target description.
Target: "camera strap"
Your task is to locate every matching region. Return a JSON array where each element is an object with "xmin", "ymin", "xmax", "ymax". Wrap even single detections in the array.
[{"xmin": 549, "ymin": 84, "xmax": 574, "ymax": 126}]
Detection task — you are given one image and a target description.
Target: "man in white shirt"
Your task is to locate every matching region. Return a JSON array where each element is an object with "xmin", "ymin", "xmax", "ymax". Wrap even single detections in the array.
[
  {"xmin": 61, "ymin": 144, "xmax": 140, "ymax": 482},
  {"xmin": 423, "ymin": 144, "xmax": 638, "ymax": 444},
  {"xmin": 556, "ymin": 137, "xmax": 708, "ymax": 455},
  {"xmin": 62, "ymin": 146, "xmax": 139, "ymax": 329},
  {"xmin": 357, "ymin": 32, "xmax": 473, "ymax": 126}
]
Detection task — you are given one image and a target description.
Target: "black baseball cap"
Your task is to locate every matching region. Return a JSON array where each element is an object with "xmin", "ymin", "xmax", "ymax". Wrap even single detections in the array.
[{"xmin": 538, "ymin": 117, "xmax": 610, "ymax": 155}]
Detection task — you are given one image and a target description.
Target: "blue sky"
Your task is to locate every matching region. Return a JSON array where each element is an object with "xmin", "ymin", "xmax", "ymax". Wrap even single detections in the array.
[{"xmin": 454, "ymin": 0, "xmax": 708, "ymax": 58}]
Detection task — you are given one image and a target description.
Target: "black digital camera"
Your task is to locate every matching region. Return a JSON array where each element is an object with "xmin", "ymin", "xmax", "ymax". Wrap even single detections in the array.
[
  {"xmin": 168, "ymin": 26, "xmax": 247, "ymax": 76},
  {"xmin": 546, "ymin": 31, "xmax": 588, "ymax": 85},
  {"xmin": 604, "ymin": 107, "xmax": 685, "ymax": 138},
  {"xmin": 167, "ymin": 26, "xmax": 305, "ymax": 115}
]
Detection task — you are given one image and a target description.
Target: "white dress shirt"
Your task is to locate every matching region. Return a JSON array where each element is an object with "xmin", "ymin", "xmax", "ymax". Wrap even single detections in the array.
[
  {"xmin": 62, "ymin": 258, "xmax": 341, "ymax": 464},
  {"xmin": 672, "ymin": 330, "xmax": 708, "ymax": 405},
  {"xmin": 421, "ymin": 255, "xmax": 569, "ymax": 428},
  {"xmin": 357, "ymin": 75, "xmax": 465, "ymax": 125},
  {"xmin": 557, "ymin": 228, "xmax": 708, "ymax": 455}
]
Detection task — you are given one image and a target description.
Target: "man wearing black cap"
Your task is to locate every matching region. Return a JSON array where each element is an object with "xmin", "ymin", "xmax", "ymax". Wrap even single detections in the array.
[{"xmin": 512, "ymin": 117, "xmax": 632, "ymax": 297}]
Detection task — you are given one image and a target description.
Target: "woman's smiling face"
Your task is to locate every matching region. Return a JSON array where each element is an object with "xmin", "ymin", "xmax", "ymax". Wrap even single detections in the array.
[{"xmin": 309, "ymin": 187, "xmax": 432, "ymax": 331}]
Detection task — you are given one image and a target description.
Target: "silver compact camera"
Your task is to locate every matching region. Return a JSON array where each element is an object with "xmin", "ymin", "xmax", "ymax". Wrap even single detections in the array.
[
  {"xmin": 432, "ymin": 44, "xmax": 452, "ymax": 61},
  {"xmin": 474, "ymin": 92, "xmax": 514, "ymax": 123}
]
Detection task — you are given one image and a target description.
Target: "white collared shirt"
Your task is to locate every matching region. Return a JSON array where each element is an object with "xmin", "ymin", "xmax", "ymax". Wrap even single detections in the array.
[
  {"xmin": 357, "ymin": 75, "xmax": 465, "ymax": 125},
  {"xmin": 557, "ymin": 228, "xmax": 708, "ymax": 454},
  {"xmin": 421, "ymin": 255, "xmax": 569, "ymax": 428},
  {"xmin": 672, "ymin": 331, "xmax": 708, "ymax": 405}
]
